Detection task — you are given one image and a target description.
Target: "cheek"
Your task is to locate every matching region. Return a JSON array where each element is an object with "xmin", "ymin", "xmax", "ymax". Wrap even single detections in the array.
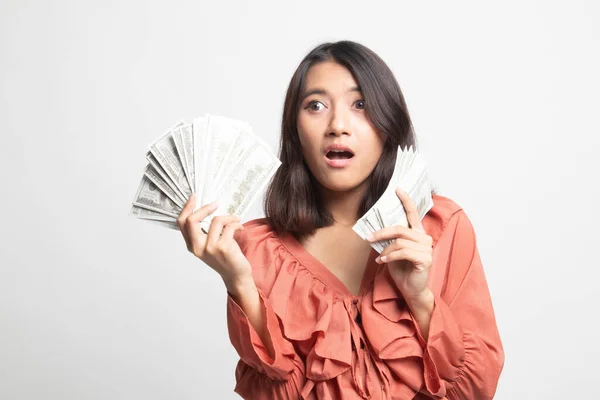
[
  {"xmin": 297, "ymin": 125, "xmax": 321, "ymax": 155},
  {"xmin": 367, "ymin": 135, "xmax": 385, "ymax": 163}
]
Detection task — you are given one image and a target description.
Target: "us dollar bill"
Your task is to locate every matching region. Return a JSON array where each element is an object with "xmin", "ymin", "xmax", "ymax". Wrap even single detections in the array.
[
  {"xmin": 353, "ymin": 146, "xmax": 433, "ymax": 253},
  {"xmin": 143, "ymin": 164, "xmax": 185, "ymax": 208},
  {"xmin": 149, "ymin": 121, "xmax": 192, "ymax": 199},
  {"xmin": 171, "ymin": 126, "xmax": 194, "ymax": 192},
  {"xmin": 200, "ymin": 138, "xmax": 281, "ymax": 232},
  {"xmin": 210, "ymin": 129, "xmax": 255, "ymax": 204},
  {"xmin": 130, "ymin": 204, "xmax": 177, "ymax": 221},
  {"xmin": 132, "ymin": 115, "xmax": 282, "ymax": 232},
  {"xmin": 145, "ymin": 152, "xmax": 186, "ymax": 203},
  {"xmin": 192, "ymin": 116, "xmax": 208, "ymax": 202},
  {"xmin": 179, "ymin": 124, "xmax": 195, "ymax": 193},
  {"xmin": 200, "ymin": 116, "xmax": 251, "ymax": 206},
  {"xmin": 132, "ymin": 175, "xmax": 182, "ymax": 218}
]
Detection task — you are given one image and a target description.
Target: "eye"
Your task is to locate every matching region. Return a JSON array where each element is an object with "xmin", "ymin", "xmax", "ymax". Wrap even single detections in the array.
[
  {"xmin": 354, "ymin": 99, "xmax": 366, "ymax": 110},
  {"xmin": 305, "ymin": 100, "xmax": 325, "ymax": 111}
]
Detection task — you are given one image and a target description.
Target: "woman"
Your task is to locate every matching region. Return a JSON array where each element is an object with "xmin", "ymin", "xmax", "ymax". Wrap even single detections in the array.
[{"xmin": 177, "ymin": 41, "xmax": 504, "ymax": 399}]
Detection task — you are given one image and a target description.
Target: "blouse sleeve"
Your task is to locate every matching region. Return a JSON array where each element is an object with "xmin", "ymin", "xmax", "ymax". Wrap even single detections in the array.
[
  {"xmin": 226, "ymin": 289, "xmax": 305, "ymax": 399},
  {"xmin": 413, "ymin": 210, "xmax": 505, "ymax": 399},
  {"xmin": 225, "ymin": 221, "xmax": 306, "ymax": 399}
]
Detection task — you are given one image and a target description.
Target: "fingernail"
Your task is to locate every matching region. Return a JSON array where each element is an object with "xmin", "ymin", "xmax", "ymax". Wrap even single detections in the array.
[
  {"xmin": 380, "ymin": 256, "xmax": 388, "ymax": 262},
  {"xmin": 366, "ymin": 233, "xmax": 374, "ymax": 241},
  {"xmin": 375, "ymin": 256, "xmax": 381, "ymax": 263}
]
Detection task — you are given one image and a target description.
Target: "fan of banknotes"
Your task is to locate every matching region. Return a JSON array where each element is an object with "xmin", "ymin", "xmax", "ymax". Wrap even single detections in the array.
[
  {"xmin": 352, "ymin": 145, "xmax": 434, "ymax": 253},
  {"xmin": 130, "ymin": 115, "xmax": 282, "ymax": 231},
  {"xmin": 130, "ymin": 115, "xmax": 433, "ymax": 254}
]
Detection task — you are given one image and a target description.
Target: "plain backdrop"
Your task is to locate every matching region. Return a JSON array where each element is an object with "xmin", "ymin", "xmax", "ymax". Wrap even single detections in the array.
[{"xmin": 1, "ymin": 1, "xmax": 598, "ymax": 399}]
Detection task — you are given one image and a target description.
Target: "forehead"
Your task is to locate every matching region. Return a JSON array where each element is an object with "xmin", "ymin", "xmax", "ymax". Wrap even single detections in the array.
[{"xmin": 303, "ymin": 61, "xmax": 358, "ymax": 92}]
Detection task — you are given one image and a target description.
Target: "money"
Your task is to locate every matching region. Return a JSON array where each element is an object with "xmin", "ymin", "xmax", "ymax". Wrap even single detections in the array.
[
  {"xmin": 149, "ymin": 121, "xmax": 192, "ymax": 199},
  {"xmin": 131, "ymin": 118, "xmax": 431, "ymax": 245},
  {"xmin": 132, "ymin": 175, "xmax": 182, "ymax": 218},
  {"xmin": 130, "ymin": 115, "xmax": 281, "ymax": 231},
  {"xmin": 352, "ymin": 146, "xmax": 434, "ymax": 253}
]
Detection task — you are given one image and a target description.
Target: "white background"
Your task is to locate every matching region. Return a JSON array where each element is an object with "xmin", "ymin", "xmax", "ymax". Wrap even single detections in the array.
[{"xmin": 1, "ymin": 1, "xmax": 598, "ymax": 399}]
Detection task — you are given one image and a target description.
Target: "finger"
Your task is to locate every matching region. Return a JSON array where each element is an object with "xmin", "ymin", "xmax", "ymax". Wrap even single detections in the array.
[
  {"xmin": 380, "ymin": 248, "xmax": 431, "ymax": 270},
  {"xmin": 377, "ymin": 238, "xmax": 430, "ymax": 261},
  {"xmin": 367, "ymin": 224, "xmax": 422, "ymax": 243},
  {"xmin": 187, "ymin": 201, "xmax": 219, "ymax": 224},
  {"xmin": 396, "ymin": 187, "xmax": 425, "ymax": 233},
  {"xmin": 184, "ymin": 202, "xmax": 218, "ymax": 255},
  {"xmin": 177, "ymin": 194, "xmax": 197, "ymax": 230},
  {"xmin": 220, "ymin": 221, "xmax": 244, "ymax": 244},
  {"xmin": 177, "ymin": 195, "xmax": 197, "ymax": 249},
  {"xmin": 205, "ymin": 214, "xmax": 241, "ymax": 249}
]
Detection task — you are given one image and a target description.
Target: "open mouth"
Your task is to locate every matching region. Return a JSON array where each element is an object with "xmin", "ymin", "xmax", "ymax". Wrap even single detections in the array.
[{"xmin": 325, "ymin": 150, "xmax": 355, "ymax": 160}]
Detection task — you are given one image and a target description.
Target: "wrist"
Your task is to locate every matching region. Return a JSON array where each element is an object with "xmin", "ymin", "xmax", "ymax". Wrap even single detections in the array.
[
  {"xmin": 223, "ymin": 272, "xmax": 256, "ymax": 299},
  {"xmin": 404, "ymin": 288, "xmax": 434, "ymax": 311}
]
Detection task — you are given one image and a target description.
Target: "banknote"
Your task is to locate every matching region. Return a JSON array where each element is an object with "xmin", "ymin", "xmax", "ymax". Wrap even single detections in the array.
[
  {"xmin": 200, "ymin": 115, "xmax": 252, "ymax": 206},
  {"xmin": 130, "ymin": 204, "xmax": 177, "ymax": 222},
  {"xmin": 146, "ymin": 152, "xmax": 186, "ymax": 203},
  {"xmin": 132, "ymin": 175, "xmax": 182, "ymax": 218},
  {"xmin": 143, "ymin": 164, "xmax": 185, "ymax": 208},
  {"xmin": 177, "ymin": 124, "xmax": 195, "ymax": 193},
  {"xmin": 131, "ymin": 115, "xmax": 281, "ymax": 232},
  {"xmin": 353, "ymin": 146, "xmax": 434, "ymax": 253},
  {"xmin": 171, "ymin": 126, "xmax": 194, "ymax": 192},
  {"xmin": 149, "ymin": 121, "xmax": 191, "ymax": 199},
  {"xmin": 192, "ymin": 116, "xmax": 208, "ymax": 201},
  {"xmin": 199, "ymin": 138, "xmax": 281, "ymax": 232}
]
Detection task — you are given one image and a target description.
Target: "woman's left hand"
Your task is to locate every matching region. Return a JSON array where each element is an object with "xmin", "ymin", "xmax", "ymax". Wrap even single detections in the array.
[{"xmin": 367, "ymin": 187, "xmax": 434, "ymax": 301}]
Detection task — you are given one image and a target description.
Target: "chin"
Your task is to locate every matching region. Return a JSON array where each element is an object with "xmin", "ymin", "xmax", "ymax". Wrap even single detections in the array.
[{"xmin": 319, "ymin": 178, "xmax": 367, "ymax": 194}]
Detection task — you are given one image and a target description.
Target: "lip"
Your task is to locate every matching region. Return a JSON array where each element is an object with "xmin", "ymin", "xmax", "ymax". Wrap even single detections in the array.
[
  {"xmin": 324, "ymin": 143, "xmax": 355, "ymax": 155},
  {"xmin": 324, "ymin": 143, "xmax": 355, "ymax": 168}
]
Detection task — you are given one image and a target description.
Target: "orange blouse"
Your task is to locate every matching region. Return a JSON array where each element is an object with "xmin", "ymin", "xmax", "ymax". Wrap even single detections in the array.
[{"xmin": 227, "ymin": 194, "xmax": 504, "ymax": 399}]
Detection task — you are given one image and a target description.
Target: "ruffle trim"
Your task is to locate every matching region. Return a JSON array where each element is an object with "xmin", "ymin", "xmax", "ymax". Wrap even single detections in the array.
[
  {"xmin": 236, "ymin": 222, "xmax": 420, "ymax": 391},
  {"xmin": 234, "ymin": 193, "xmax": 462, "ymax": 391}
]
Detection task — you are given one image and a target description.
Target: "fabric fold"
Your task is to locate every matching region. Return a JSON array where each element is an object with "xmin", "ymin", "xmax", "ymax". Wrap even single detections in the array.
[
  {"xmin": 226, "ymin": 194, "xmax": 504, "ymax": 399},
  {"xmin": 227, "ymin": 289, "xmax": 302, "ymax": 380},
  {"xmin": 233, "ymin": 220, "xmax": 354, "ymax": 383},
  {"xmin": 362, "ymin": 209, "xmax": 505, "ymax": 399}
]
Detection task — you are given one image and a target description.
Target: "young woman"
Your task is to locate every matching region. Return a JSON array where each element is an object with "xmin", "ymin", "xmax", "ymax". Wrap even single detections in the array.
[{"xmin": 177, "ymin": 41, "xmax": 504, "ymax": 400}]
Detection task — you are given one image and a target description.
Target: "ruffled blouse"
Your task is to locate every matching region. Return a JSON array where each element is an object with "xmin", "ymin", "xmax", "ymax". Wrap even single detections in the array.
[{"xmin": 227, "ymin": 194, "xmax": 504, "ymax": 399}]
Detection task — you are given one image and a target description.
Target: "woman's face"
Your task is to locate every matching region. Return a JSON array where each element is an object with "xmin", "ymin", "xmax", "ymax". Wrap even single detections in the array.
[{"xmin": 297, "ymin": 60, "xmax": 385, "ymax": 195}]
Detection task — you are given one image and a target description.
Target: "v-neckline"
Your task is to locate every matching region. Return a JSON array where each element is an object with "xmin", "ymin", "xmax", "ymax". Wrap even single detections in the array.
[{"xmin": 278, "ymin": 231, "xmax": 380, "ymax": 298}]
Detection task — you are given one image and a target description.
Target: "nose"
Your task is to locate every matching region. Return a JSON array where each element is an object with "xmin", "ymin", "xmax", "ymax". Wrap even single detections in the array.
[{"xmin": 328, "ymin": 104, "xmax": 351, "ymax": 137}]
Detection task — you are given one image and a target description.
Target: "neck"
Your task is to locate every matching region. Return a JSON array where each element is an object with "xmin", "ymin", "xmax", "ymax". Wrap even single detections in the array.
[{"xmin": 320, "ymin": 181, "xmax": 368, "ymax": 228}]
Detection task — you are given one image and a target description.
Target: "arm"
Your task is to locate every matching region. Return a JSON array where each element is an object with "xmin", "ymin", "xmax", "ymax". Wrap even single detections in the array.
[
  {"xmin": 226, "ymin": 276, "xmax": 306, "ymax": 399},
  {"xmin": 405, "ymin": 288, "xmax": 435, "ymax": 343},
  {"xmin": 226, "ymin": 275, "xmax": 276, "ymax": 359},
  {"xmin": 413, "ymin": 211, "xmax": 505, "ymax": 399},
  {"xmin": 176, "ymin": 199, "xmax": 305, "ymax": 398}
]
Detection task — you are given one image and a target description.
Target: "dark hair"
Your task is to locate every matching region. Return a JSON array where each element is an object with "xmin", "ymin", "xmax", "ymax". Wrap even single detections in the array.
[{"xmin": 264, "ymin": 40, "xmax": 434, "ymax": 240}]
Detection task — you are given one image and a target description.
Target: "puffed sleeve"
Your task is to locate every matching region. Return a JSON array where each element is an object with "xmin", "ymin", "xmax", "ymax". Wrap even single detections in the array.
[
  {"xmin": 226, "ymin": 219, "xmax": 305, "ymax": 399},
  {"xmin": 413, "ymin": 210, "xmax": 505, "ymax": 399},
  {"xmin": 227, "ymin": 290, "xmax": 305, "ymax": 399}
]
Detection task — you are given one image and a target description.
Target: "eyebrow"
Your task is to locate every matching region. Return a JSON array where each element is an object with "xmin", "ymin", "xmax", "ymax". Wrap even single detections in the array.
[{"xmin": 300, "ymin": 85, "xmax": 362, "ymax": 102}]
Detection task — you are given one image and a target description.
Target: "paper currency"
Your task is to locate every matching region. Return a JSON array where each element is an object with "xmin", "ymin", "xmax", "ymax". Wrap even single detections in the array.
[
  {"xmin": 199, "ymin": 137, "xmax": 281, "ymax": 232},
  {"xmin": 149, "ymin": 121, "xmax": 192, "ymax": 199},
  {"xmin": 352, "ymin": 146, "xmax": 434, "ymax": 253},
  {"xmin": 132, "ymin": 175, "xmax": 182, "ymax": 218},
  {"xmin": 130, "ymin": 116, "xmax": 281, "ymax": 232}
]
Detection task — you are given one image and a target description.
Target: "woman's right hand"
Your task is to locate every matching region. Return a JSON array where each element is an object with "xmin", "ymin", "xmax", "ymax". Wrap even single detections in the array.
[{"xmin": 177, "ymin": 194, "xmax": 253, "ymax": 289}]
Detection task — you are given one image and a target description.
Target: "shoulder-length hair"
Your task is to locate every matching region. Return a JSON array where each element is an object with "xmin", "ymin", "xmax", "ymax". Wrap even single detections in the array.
[{"xmin": 264, "ymin": 40, "xmax": 431, "ymax": 240}]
